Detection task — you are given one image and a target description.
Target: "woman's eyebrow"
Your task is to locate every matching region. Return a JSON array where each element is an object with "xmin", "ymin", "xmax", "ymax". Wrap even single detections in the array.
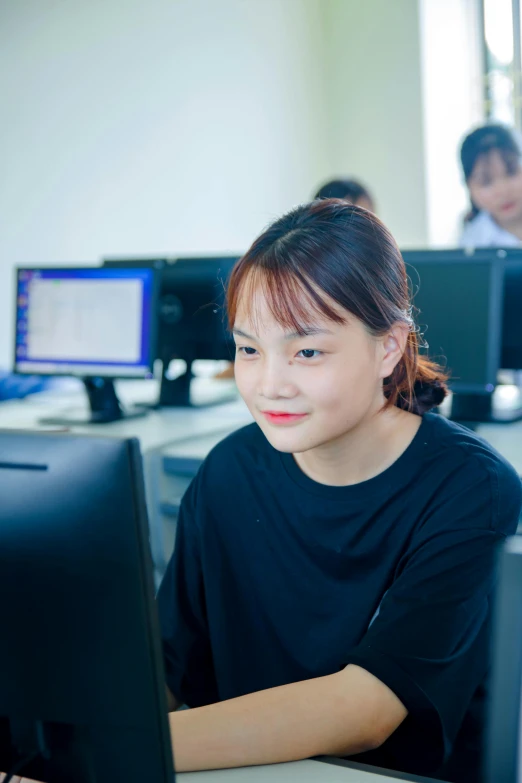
[
  {"xmin": 284, "ymin": 327, "xmax": 334, "ymax": 339},
  {"xmin": 232, "ymin": 327, "xmax": 256, "ymax": 340},
  {"xmin": 232, "ymin": 326, "xmax": 334, "ymax": 341}
]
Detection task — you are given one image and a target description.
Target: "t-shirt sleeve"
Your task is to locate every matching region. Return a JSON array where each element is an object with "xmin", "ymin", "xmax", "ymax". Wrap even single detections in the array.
[
  {"xmin": 156, "ymin": 469, "xmax": 218, "ymax": 708},
  {"xmin": 345, "ymin": 457, "xmax": 522, "ymax": 773}
]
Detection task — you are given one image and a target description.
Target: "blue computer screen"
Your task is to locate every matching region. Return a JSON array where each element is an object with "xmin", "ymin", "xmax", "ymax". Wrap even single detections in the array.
[{"xmin": 14, "ymin": 268, "xmax": 155, "ymax": 377}]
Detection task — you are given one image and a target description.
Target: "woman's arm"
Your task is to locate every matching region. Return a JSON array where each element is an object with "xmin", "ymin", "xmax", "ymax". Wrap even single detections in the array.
[
  {"xmin": 0, "ymin": 666, "xmax": 405, "ymax": 780},
  {"xmin": 169, "ymin": 664, "xmax": 407, "ymax": 772}
]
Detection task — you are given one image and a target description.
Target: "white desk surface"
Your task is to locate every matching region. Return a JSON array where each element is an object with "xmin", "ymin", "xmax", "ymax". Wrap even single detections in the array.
[
  {"xmin": 0, "ymin": 379, "xmax": 253, "ymax": 454},
  {"xmin": 177, "ymin": 759, "xmax": 424, "ymax": 782}
]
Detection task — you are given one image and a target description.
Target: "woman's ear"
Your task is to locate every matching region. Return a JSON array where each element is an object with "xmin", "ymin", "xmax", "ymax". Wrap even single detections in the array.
[{"xmin": 379, "ymin": 324, "xmax": 409, "ymax": 380}]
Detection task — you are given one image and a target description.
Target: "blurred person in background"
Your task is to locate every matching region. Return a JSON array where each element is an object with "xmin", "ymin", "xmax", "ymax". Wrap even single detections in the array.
[
  {"xmin": 314, "ymin": 178, "xmax": 376, "ymax": 213},
  {"xmin": 460, "ymin": 124, "xmax": 522, "ymax": 247},
  {"xmin": 0, "ymin": 373, "xmax": 50, "ymax": 401}
]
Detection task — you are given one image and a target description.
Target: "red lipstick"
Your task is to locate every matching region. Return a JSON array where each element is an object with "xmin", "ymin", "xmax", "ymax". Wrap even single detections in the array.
[{"xmin": 261, "ymin": 411, "xmax": 308, "ymax": 425}]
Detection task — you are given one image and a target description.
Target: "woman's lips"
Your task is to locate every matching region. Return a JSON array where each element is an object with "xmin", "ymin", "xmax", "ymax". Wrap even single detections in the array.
[
  {"xmin": 261, "ymin": 411, "xmax": 309, "ymax": 425},
  {"xmin": 500, "ymin": 201, "xmax": 517, "ymax": 213}
]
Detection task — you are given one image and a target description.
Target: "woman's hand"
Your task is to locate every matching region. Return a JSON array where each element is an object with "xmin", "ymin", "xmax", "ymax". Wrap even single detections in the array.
[{"xmin": 0, "ymin": 775, "xmax": 42, "ymax": 782}]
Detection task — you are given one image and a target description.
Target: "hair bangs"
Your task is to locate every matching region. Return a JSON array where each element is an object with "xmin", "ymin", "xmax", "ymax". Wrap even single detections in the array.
[
  {"xmin": 478, "ymin": 146, "xmax": 519, "ymax": 176},
  {"xmin": 227, "ymin": 259, "xmax": 346, "ymax": 336}
]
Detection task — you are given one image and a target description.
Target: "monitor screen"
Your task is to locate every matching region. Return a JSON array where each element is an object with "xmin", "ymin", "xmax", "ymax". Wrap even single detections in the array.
[
  {"xmin": 0, "ymin": 430, "xmax": 175, "ymax": 782},
  {"xmin": 403, "ymin": 251, "xmax": 504, "ymax": 393},
  {"xmin": 14, "ymin": 267, "xmax": 157, "ymax": 378}
]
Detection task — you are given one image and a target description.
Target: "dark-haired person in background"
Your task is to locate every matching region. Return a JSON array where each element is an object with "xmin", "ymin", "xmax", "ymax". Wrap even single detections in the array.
[
  {"xmin": 156, "ymin": 201, "xmax": 521, "ymax": 782},
  {"xmin": 314, "ymin": 177, "xmax": 376, "ymax": 212},
  {"xmin": 460, "ymin": 123, "xmax": 522, "ymax": 247}
]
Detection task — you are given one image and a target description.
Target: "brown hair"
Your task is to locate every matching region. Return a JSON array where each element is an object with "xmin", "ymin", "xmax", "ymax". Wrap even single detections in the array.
[{"xmin": 227, "ymin": 199, "xmax": 448, "ymax": 415}]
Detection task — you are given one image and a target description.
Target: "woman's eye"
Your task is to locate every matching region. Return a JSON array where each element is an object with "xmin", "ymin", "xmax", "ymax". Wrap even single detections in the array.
[
  {"xmin": 237, "ymin": 346, "xmax": 258, "ymax": 356},
  {"xmin": 297, "ymin": 349, "xmax": 321, "ymax": 359}
]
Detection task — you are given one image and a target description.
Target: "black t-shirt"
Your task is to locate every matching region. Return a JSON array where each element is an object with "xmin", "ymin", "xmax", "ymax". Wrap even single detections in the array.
[{"xmin": 157, "ymin": 412, "xmax": 522, "ymax": 782}]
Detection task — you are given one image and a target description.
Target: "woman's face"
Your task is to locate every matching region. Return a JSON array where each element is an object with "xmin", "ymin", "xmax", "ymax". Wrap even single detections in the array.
[
  {"xmin": 468, "ymin": 149, "xmax": 522, "ymax": 227},
  {"xmin": 232, "ymin": 285, "xmax": 405, "ymax": 455}
]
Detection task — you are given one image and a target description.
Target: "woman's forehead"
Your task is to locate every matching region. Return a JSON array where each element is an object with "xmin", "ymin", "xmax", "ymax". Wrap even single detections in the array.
[{"xmin": 233, "ymin": 272, "xmax": 348, "ymax": 333}]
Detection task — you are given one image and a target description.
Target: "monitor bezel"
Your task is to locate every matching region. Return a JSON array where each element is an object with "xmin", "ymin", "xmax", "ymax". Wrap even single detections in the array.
[{"xmin": 13, "ymin": 266, "xmax": 160, "ymax": 380}]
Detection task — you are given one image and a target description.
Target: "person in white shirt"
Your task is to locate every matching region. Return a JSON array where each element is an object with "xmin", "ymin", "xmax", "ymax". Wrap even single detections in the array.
[{"xmin": 460, "ymin": 124, "xmax": 522, "ymax": 248}]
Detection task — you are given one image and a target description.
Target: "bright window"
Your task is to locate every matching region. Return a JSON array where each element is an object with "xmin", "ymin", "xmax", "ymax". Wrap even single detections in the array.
[{"xmin": 482, "ymin": 0, "xmax": 519, "ymax": 126}]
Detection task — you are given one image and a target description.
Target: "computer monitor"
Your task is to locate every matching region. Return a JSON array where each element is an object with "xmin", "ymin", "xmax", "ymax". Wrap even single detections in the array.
[
  {"xmin": 0, "ymin": 430, "xmax": 175, "ymax": 783},
  {"xmin": 13, "ymin": 267, "xmax": 159, "ymax": 424},
  {"xmin": 486, "ymin": 535, "xmax": 522, "ymax": 783},
  {"xmin": 103, "ymin": 256, "xmax": 239, "ymax": 406},
  {"xmin": 402, "ymin": 249, "xmax": 510, "ymax": 423}
]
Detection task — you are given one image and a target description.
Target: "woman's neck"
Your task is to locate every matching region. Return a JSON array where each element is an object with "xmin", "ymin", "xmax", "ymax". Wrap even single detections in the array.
[{"xmin": 293, "ymin": 403, "xmax": 422, "ymax": 487}]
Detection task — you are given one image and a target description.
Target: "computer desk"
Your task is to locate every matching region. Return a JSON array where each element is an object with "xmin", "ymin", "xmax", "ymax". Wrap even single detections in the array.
[
  {"xmin": 176, "ymin": 758, "xmax": 442, "ymax": 782},
  {"xmin": 0, "ymin": 378, "xmax": 250, "ymax": 450}
]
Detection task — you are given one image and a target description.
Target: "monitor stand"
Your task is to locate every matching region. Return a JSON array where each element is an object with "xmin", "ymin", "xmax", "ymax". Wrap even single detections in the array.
[
  {"xmin": 3, "ymin": 717, "xmax": 92, "ymax": 783},
  {"xmin": 450, "ymin": 390, "xmax": 522, "ymax": 427},
  {"xmin": 39, "ymin": 378, "xmax": 147, "ymax": 425},
  {"xmin": 150, "ymin": 360, "xmax": 237, "ymax": 408},
  {"xmin": 159, "ymin": 364, "xmax": 193, "ymax": 407}
]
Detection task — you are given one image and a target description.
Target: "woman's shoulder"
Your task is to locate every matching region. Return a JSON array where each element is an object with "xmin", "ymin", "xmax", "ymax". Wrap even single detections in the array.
[
  {"xmin": 425, "ymin": 412, "xmax": 516, "ymax": 475},
  {"xmin": 422, "ymin": 413, "xmax": 522, "ymax": 530}
]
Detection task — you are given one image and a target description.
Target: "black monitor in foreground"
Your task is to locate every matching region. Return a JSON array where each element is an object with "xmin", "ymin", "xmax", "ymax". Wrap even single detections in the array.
[
  {"xmin": 103, "ymin": 256, "xmax": 239, "ymax": 407},
  {"xmin": 487, "ymin": 535, "xmax": 522, "ymax": 783},
  {"xmin": 14, "ymin": 267, "xmax": 159, "ymax": 424},
  {"xmin": 0, "ymin": 430, "xmax": 175, "ymax": 783},
  {"xmin": 402, "ymin": 249, "xmax": 515, "ymax": 423}
]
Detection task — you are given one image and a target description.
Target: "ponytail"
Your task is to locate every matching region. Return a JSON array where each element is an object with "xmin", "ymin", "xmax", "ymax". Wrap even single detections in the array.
[{"xmin": 384, "ymin": 330, "xmax": 448, "ymax": 415}]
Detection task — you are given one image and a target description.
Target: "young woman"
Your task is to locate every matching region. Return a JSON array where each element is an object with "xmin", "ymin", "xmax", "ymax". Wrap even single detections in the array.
[
  {"xmin": 314, "ymin": 178, "xmax": 376, "ymax": 212},
  {"xmin": 460, "ymin": 123, "xmax": 522, "ymax": 247},
  {"xmin": 4, "ymin": 202, "xmax": 521, "ymax": 783},
  {"xmin": 156, "ymin": 200, "xmax": 522, "ymax": 783}
]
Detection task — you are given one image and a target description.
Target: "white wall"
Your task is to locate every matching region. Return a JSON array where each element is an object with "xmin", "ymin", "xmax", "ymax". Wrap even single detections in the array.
[
  {"xmin": 322, "ymin": 0, "xmax": 428, "ymax": 248},
  {"xmin": 419, "ymin": 0, "xmax": 484, "ymax": 246},
  {"xmin": 0, "ymin": 0, "xmax": 328, "ymax": 365},
  {"xmin": 1, "ymin": 0, "xmax": 476, "ymax": 367}
]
